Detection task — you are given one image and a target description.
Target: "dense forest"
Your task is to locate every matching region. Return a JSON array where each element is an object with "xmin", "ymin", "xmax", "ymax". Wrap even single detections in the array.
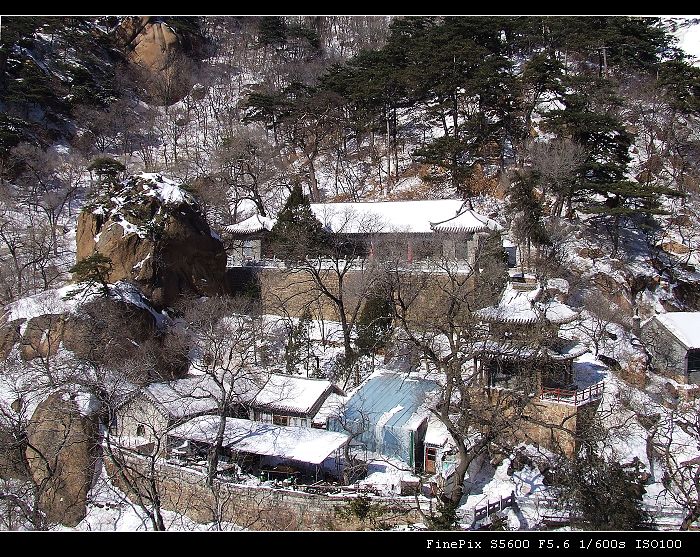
[{"xmin": 1, "ymin": 16, "xmax": 699, "ymax": 303}]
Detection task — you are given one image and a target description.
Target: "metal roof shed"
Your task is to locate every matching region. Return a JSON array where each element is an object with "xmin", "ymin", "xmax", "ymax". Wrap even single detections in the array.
[{"xmin": 328, "ymin": 373, "xmax": 438, "ymax": 468}]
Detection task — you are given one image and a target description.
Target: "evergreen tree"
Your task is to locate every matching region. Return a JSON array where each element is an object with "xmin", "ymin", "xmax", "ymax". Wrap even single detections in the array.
[
  {"xmin": 87, "ymin": 156, "xmax": 125, "ymax": 190},
  {"xmin": 355, "ymin": 294, "xmax": 394, "ymax": 355},
  {"xmin": 66, "ymin": 253, "xmax": 113, "ymax": 299},
  {"xmin": 267, "ymin": 182, "xmax": 327, "ymax": 261},
  {"xmin": 473, "ymin": 231, "xmax": 509, "ymax": 309},
  {"xmin": 552, "ymin": 453, "xmax": 653, "ymax": 530},
  {"xmin": 507, "ymin": 170, "xmax": 550, "ymax": 266},
  {"xmin": 284, "ymin": 309, "xmax": 312, "ymax": 375},
  {"xmin": 658, "ymin": 60, "xmax": 700, "ymax": 115}
]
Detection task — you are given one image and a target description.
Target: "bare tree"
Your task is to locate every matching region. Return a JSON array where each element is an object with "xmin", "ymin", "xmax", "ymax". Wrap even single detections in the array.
[
  {"xmin": 530, "ymin": 139, "xmax": 586, "ymax": 218},
  {"xmin": 180, "ymin": 295, "xmax": 263, "ymax": 486},
  {"xmin": 651, "ymin": 403, "xmax": 700, "ymax": 529},
  {"xmin": 269, "ymin": 205, "xmax": 387, "ymax": 387},
  {"xmin": 382, "ymin": 235, "xmax": 529, "ymax": 513}
]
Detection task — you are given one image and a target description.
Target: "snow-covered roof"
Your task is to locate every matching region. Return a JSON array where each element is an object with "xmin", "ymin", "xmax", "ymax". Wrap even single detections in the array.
[
  {"xmin": 654, "ymin": 312, "xmax": 700, "ymax": 349},
  {"xmin": 140, "ymin": 371, "xmax": 259, "ymax": 418},
  {"xmin": 224, "ymin": 214, "xmax": 276, "ymax": 235},
  {"xmin": 143, "ymin": 375, "xmax": 222, "ymax": 419},
  {"xmin": 424, "ymin": 415, "xmax": 451, "ymax": 447},
  {"xmin": 431, "ymin": 209, "xmax": 503, "ymax": 234},
  {"xmin": 337, "ymin": 372, "xmax": 439, "ymax": 434},
  {"xmin": 310, "ymin": 200, "xmax": 501, "ymax": 235},
  {"xmin": 476, "ymin": 285, "xmax": 579, "ymax": 325},
  {"xmin": 223, "ymin": 200, "xmax": 502, "ymax": 237},
  {"xmin": 169, "ymin": 416, "xmax": 350, "ymax": 465},
  {"xmin": 251, "ymin": 374, "xmax": 333, "ymax": 416}
]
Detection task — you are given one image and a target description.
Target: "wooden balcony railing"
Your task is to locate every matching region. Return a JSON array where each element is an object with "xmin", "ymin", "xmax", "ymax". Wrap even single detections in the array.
[{"xmin": 538, "ymin": 381, "xmax": 604, "ymax": 406}]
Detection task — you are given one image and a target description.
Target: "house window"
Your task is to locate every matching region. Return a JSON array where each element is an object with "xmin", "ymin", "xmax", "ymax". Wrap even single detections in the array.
[
  {"xmin": 505, "ymin": 246, "xmax": 517, "ymax": 268},
  {"xmin": 136, "ymin": 424, "xmax": 145, "ymax": 437},
  {"xmin": 273, "ymin": 415, "xmax": 289, "ymax": 426},
  {"xmin": 688, "ymin": 350, "xmax": 700, "ymax": 374}
]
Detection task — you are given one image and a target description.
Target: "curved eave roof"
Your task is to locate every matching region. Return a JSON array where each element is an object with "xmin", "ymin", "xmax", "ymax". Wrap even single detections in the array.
[
  {"xmin": 476, "ymin": 301, "xmax": 580, "ymax": 326},
  {"xmin": 224, "ymin": 214, "xmax": 276, "ymax": 235},
  {"xmin": 430, "ymin": 209, "xmax": 503, "ymax": 234}
]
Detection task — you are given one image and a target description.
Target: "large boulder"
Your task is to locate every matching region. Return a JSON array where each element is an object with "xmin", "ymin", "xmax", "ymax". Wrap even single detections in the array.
[
  {"xmin": 117, "ymin": 17, "xmax": 181, "ymax": 72},
  {"xmin": 76, "ymin": 173, "xmax": 226, "ymax": 309},
  {"xmin": 115, "ymin": 17, "xmax": 203, "ymax": 104},
  {"xmin": 61, "ymin": 295, "xmax": 157, "ymax": 364},
  {"xmin": 0, "ymin": 283, "xmax": 175, "ymax": 384},
  {"xmin": 19, "ymin": 314, "xmax": 67, "ymax": 360},
  {"xmin": 0, "ymin": 318, "xmax": 23, "ymax": 359},
  {"xmin": 25, "ymin": 390, "xmax": 101, "ymax": 527}
]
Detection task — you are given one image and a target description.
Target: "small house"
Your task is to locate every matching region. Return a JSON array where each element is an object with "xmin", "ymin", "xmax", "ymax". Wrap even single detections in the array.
[
  {"xmin": 327, "ymin": 372, "xmax": 439, "ymax": 470},
  {"xmin": 473, "ymin": 284, "xmax": 587, "ymax": 392},
  {"xmin": 113, "ymin": 373, "xmax": 259, "ymax": 452},
  {"xmin": 224, "ymin": 214, "xmax": 276, "ymax": 266},
  {"xmin": 422, "ymin": 416, "xmax": 454, "ymax": 475},
  {"xmin": 642, "ymin": 312, "xmax": 700, "ymax": 384},
  {"xmin": 249, "ymin": 373, "xmax": 341, "ymax": 428}
]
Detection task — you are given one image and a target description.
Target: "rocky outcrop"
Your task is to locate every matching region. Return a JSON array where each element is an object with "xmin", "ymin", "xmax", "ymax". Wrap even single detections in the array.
[
  {"xmin": 1, "ymin": 283, "xmax": 166, "ymax": 383},
  {"xmin": 117, "ymin": 17, "xmax": 181, "ymax": 71},
  {"xmin": 25, "ymin": 390, "xmax": 101, "ymax": 527},
  {"xmin": 76, "ymin": 173, "xmax": 226, "ymax": 309},
  {"xmin": 61, "ymin": 296, "xmax": 156, "ymax": 366},
  {"xmin": 115, "ymin": 17, "xmax": 203, "ymax": 104},
  {"xmin": 0, "ymin": 318, "xmax": 23, "ymax": 359},
  {"xmin": 20, "ymin": 314, "xmax": 67, "ymax": 360},
  {"xmin": 3, "ymin": 295, "xmax": 156, "ymax": 363}
]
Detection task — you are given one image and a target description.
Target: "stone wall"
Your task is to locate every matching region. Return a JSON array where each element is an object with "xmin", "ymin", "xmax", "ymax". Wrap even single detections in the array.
[
  {"xmin": 472, "ymin": 388, "xmax": 600, "ymax": 457},
  {"xmin": 642, "ymin": 319, "xmax": 689, "ymax": 383},
  {"xmin": 259, "ymin": 266, "xmax": 478, "ymax": 325},
  {"xmin": 261, "ymin": 268, "xmax": 340, "ymax": 322},
  {"xmin": 104, "ymin": 450, "xmax": 421, "ymax": 530},
  {"xmin": 520, "ymin": 399, "xmax": 582, "ymax": 457}
]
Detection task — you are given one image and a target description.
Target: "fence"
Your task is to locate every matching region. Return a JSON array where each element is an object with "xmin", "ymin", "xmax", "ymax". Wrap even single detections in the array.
[
  {"xmin": 539, "ymin": 381, "xmax": 604, "ymax": 406},
  {"xmin": 472, "ymin": 491, "xmax": 516, "ymax": 522}
]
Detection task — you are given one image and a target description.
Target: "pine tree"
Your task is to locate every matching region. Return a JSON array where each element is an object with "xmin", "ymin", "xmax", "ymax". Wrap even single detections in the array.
[
  {"xmin": 268, "ymin": 182, "xmax": 327, "ymax": 261},
  {"xmin": 355, "ymin": 294, "xmax": 394, "ymax": 355},
  {"xmin": 87, "ymin": 156, "xmax": 125, "ymax": 188},
  {"xmin": 65, "ymin": 253, "xmax": 113, "ymax": 299},
  {"xmin": 552, "ymin": 453, "xmax": 653, "ymax": 530},
  {"xmin": 284, "ymin": 309, "xmax": 312, "ymax": 375},
  {"xmin": 507, "ymin": 170, "xmax": 550, "ymax": 267}
]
